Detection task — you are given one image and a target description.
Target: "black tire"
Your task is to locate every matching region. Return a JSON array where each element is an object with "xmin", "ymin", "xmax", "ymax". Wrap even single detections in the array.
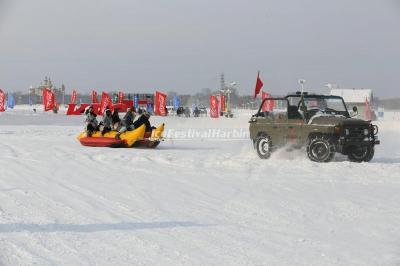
[
  {"xmin": 348, "ymin": 145, "xmax": 375, "ymax": 162},
  {"xmin": 307, "ymin": 135, "xmax": 335, "ymax": 162},
  {"xmin": 256, "ymin": 135, "xmax": 272, "ymax": 159}
]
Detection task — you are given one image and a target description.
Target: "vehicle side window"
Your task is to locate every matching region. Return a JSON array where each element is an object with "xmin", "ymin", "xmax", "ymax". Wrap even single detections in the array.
[{"xmin": 259, "ymin": 99, "xmax": 288, "ymax": 120}]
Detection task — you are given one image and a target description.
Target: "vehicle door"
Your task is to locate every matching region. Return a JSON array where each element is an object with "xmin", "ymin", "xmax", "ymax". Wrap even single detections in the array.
[
  {"xmin": 254, "ymin": 98, "xmax": 289, "ymax": 147},
  {"xmin": 286, "ymin": 104, "xmax": 306, "ymax": 146}
]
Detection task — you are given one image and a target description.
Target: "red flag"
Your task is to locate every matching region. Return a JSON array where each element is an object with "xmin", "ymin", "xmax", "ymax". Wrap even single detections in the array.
[
  {"xmin": 254, "ymin": 71, "xmax": 263, "ymax": 98},
  {"xmin": 220, "ymin": 94, "xmax": 225, "ymax": 113},
  {"xmin": 154, "ymin": 91, "xmax": 167, "ymax": 116},
  {"xmin": 70, "ymin": 90, "xmax": 77, "ymax": 104},
  {"xmin": 118, "ymin": 91, "xmax": 124, "ymax": 104},
  {"xmin": 0, "ymin": 89, "xmax": 5, "ymax": 112},
  {"xmin": 261, "ymin": 91, "xmax": 274, "ymax": 112},
  {"xmin": 43, "ymin": 88, "xmax": 55, "ymax": 111},
  {"xmin": 99, "ymin": 92, "xmax": 112, "ymax": 115},
  {"xmin": 210, "ymin": 95, "xmax": 219, "ymax": 118},
  {"xmin": 364, "ymin": 97, "xmax": 372, "ymax": 120},
  {"xmin": 91, "ymin": 90, "xmax": 98, "ymax": 104}
]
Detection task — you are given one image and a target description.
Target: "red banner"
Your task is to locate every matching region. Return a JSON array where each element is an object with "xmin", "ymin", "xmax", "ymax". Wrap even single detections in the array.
[
  {"xmin": 0, "ymin": 89, "xmax": 5, "ymax": 112},
  {"xmin": 70, "ymin": 90, "xmax": 77, "ymax": 104},
  {"xmin": 118, "ymin": 91, "xmax": 124, "ymax": 104},
  {"xmin": 365, "ymin": 97, "xmax": 372, "ymax": 120},
  {"xmin": 154, "ymin": 91, "xmax": 167, "ymax": 116},
  {"xmin": 99, "ymin": 92, "xmax": 113, "ymax": 115},
  {"xmin": 91, "ymin": 90, "xmax": 98, "ymax": 104},
  {"xmin": 261, "ymin": 91, "xmax": 274, "ymax": 112},
  {"xmin": 210, "ymin": 95, "xmax": 219, "ymax": 118},
  {"xmin": 220, "ymin": 94, "xmax": 225, "ymax": 113},
  {"xmin": 43, "ymin": 88, "xmax": 55, "ymax": 111}
]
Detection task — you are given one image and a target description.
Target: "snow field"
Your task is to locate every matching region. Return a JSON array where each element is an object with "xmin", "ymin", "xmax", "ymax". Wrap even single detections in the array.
[{"xmin": 0, "ymin": 109, "xmax": 400, "ymax": 265}]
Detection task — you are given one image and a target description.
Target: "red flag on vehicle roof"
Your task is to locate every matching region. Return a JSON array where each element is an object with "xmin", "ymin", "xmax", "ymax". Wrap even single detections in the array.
[{"xmin": 254, "ymin": 71, "xmax": 263, "ymax": 98}]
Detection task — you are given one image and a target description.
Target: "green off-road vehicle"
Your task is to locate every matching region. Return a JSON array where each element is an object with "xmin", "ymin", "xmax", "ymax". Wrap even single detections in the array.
[{"xmin": 249, "ymin": 92, "xmax": 380, "ymax": 162}]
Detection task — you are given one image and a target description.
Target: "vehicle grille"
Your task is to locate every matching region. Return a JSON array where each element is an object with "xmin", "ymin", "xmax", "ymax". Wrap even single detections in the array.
[{"xmin": 344, "ymin": 126, "xmax": 368, "ymax": 141}]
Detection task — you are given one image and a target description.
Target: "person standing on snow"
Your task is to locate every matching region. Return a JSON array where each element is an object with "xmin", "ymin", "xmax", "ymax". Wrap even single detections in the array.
[{"xmin": 85, "ymin": 105, "xmax": 99, "ymax": 137}]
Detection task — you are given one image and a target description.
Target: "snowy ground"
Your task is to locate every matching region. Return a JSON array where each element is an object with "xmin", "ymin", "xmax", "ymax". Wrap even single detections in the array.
[{"xmin": 1, "ymin": 107, "xmax": 400, "ymax": 265}]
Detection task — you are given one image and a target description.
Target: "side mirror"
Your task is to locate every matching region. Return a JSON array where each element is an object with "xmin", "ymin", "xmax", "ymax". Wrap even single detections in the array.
[{"xmin": 350, "ymin": 106, "xmax": 358, "ymax": 117}]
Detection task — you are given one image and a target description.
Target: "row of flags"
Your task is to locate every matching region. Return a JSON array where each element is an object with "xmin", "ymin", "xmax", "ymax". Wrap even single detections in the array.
[
  {"xmin": 69, "ymin": 90, "xmax": 126, "ymax": 106},
  {"xmin": 4, "ymin": 73, "xmax": 264, "ymax": 116},
  {"xmin": 209, "ymin": 94, "xmax": 228, "ymax": 118},
  {"xmin": 66, "ymin": 90, "xmax": 168, "ymax": 116},
  {"xmin": 1, "ymin": 76, "xmax": 375, "ymax": 120}
]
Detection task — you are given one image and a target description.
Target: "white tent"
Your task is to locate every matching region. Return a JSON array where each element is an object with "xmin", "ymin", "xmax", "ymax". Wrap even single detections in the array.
[{"xmin": 330, "ymin": 89, "xmax": 372, "ymax": 103}]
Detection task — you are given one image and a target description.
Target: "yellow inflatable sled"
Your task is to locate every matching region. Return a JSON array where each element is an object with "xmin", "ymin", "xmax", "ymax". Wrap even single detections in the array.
[{"xmin": 77, "ymin": 124, "xmax": 165, "ymax": 148}]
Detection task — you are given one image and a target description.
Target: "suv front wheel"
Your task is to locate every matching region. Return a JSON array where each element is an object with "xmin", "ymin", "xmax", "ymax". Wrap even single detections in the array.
[
  {"xmin": 348, "ymin": 145, "xmax": 375, "ymax": 162},
  {"xmin": 256, "ymin": 135, "xmax": 272, "ymax": 159}
]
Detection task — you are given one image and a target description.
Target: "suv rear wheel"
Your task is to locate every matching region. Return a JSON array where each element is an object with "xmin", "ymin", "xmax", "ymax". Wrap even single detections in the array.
[
  {"xmin": 256, "ymin": 135, "xmax": 272, "ymax": 159},
  {"xmin": 307, "ymin": 135, "xmax": 335, "ymax": 162}
]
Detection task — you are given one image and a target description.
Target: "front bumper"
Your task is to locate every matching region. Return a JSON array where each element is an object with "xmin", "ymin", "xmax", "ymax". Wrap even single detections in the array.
[{"xmin": 338, "ymin": 138, "xmax": 380, "ymax": 146}]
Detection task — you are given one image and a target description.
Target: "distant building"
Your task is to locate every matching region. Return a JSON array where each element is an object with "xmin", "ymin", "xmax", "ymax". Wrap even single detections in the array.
[
  {"xmin": 29, "ymin": 77, "xmax": 55, "ymax": 96},
  {"xmin": 330, "ymin": 88, "xmax": 375, "ymax": 120},
  {"xmin": 28, "ymin": 77, "xmax": 66, "ymax": 105}
]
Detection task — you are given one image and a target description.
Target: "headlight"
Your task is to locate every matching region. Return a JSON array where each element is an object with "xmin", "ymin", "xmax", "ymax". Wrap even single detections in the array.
[{"xmin": 364, "ymin": 128, "xmax": 369, "ymax": 135}]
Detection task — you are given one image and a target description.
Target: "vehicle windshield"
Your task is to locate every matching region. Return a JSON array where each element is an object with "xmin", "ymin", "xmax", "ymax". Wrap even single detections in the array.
[
  {"xmin": 304, "ymin": 98, "xmax": 347, "ymax": 112},
  {"xmin": 286, "ymin": 95, "xmax": 349, "ymax": 118}
]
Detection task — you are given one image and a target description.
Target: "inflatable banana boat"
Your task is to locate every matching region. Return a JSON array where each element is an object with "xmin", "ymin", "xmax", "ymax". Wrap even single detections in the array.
[{"xmin": 77, "ymin": 124, "xmax": 165, "ymax": 148}]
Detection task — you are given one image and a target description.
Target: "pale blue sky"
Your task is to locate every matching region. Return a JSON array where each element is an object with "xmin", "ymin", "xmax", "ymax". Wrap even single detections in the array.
[{"xmin": 0, "ymin": 0, "xmax": 399, "ymax": 97}]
